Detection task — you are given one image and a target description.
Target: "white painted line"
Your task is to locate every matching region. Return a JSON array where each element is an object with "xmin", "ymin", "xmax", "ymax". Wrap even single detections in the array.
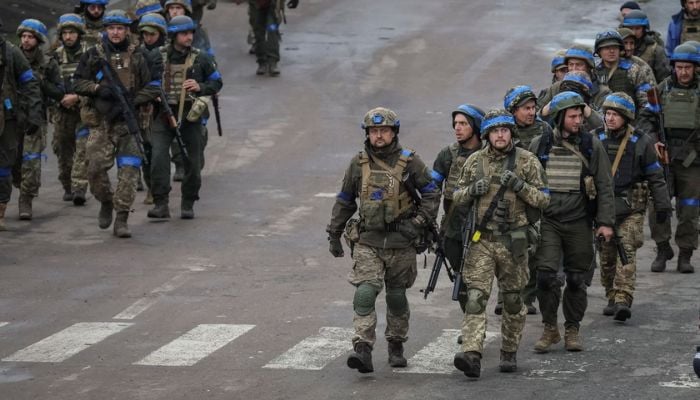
[
  {"xmin": 659, "ymin": 374, "xmax": 700, "ymax": 388},
  {"xmin": 397, "ymin": 329, "xmax": 498, "ymax": 374},
  {"xmin": 2, "ymin": 322, "xmax": 133, "ymax": 363},
  {"xmin": 135, "ymin": 324, "xmax": 255, "ymax": 367},
  {"xmin": 314, "ymin": 193, "xmax": 337, "ymax": 198},
  {"xmin": 263, "ymin": 327, "xmax": 354, "ymax": 370},
  {"xmin": 113, "ymin": 273, "xmax": 191, "ymax": 320},
  {"xmin": 0, "ymin": 322, "xmax": 8, "ymax": 329}
]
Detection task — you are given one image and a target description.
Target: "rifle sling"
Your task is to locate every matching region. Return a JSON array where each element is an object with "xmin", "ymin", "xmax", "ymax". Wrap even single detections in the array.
[
  {"xmin": 610, "ymin": 126, "xmax": 632, "ymax": 177},
  {"xmin": 176, "ymin": 51, "xmax": 196, "ymax": 125}
]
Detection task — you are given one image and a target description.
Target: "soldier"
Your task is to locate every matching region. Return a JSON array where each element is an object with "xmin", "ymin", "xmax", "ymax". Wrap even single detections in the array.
[
  {"xmin": 593, "ymin": 30, "xmax": 656, "ymax": 117},
  {"xmin": 164, "ymin": 0, "xmax": 215, "ymax": 57},
  {"xmin": 450, "ymin": 110, "xmax": 549, "ymax": 377},
  {"xmin": 77, "ymin": 0, "xmax": 109, "ymax": 48},
  {"xmin": 638, "ymin": 43, "xmax": 700, "ymax": 273},
  {"xmin": 550, "ymin": 49, "xmax": 568, "ymax": 84},
  {"xmin": 191, "ymin": 0, "xmax": 217, "ymax": 23},
  {"xmin": 0, "ymin": 18, "xmax": 43, "ymax": 231},
  {"xmin": 147, "ymin": 15, "xmax": 222, "ymax": 220},
  {"xmin": 541, "ymin": 71, "xmax": 606, "ymax": 130},
  {"xmin": 595, "ymin": 93, "xmax": 671, "ymax": 320},
  {"xmin": 667, "ymin": 0, "xmax": 700, "ymax": 57},
  {"xmin": 249, "ymin": 0, "xmax": 299, "ymax": 76},
  {"xmin": 135, "ymin": 0, "xmax": 165, "ymax": 20},
  {"xmin": 325, "ymin": 107, "xmax": 439, "ymax": 373},
  {"xmin": 13, "ymin": 19, "xmax": 63, "ymax": 220},
  {"xmin": 432, "ymin": 104, "xmax": 485, "ymax": 317},
  {"xmin": 51, "ymin": 14, "xmax": 91, "ymax": 205},
  {"xmin": 529, "ymin": 92, "xmax": 615, "ymax": 353},
  {"xmin": 621, "ymin": 10, "xmax": 672, "ymax": 83},
  {"xmin": 73, "ymin": 10, "xmax": 160, "ymax": 237},
  {"xmin": 619, "ymin": 1, "xmax": 641, "ymax": 21}
]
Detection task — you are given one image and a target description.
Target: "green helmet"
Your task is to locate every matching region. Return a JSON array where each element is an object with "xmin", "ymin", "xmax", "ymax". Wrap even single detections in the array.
[
  {"xmin": 362, "ymin": 107, "xmax": 400, "ymax": 134},
  {"xmin": 103, "ymin": 9, "xmax": 132, "ymax": 26},
  {"xmin": 16, "ymin": 19, "xmax": 48, "ymax": 44},
  {"xmin": 504, "ymin": 85, "xmax": 537, "ymax": 113},
  {"xmin": 57, "ymin": 13, "xmax": 86, "ymax": 35},
  {"xmin": 617, "ymin": 27, "xmax": 634, "ymax": 41},
  {"xmin": 670, "ymin": 42, "xmax": 700, "ymax": 65},
  {"xmin": 164, "ymin": 0, "xmax": 193, "ymax": 14},
  {"xmin": 594, "ymin": 30, "xmax": 624, "ymax": 55},
  {"xmin": 547, "ymin": 91, "xmax": 586, "ymax": 121},
  {"xmin": 602, "ymin": 92, "xmax": 636, "ymax": 121},
  {"xmin": 139, "ymin": 12, "xmax": 167, "ymax": 35},
  {"xmin": 480, "ymin": 109, "xmax": 516, "ymax": 136},
  {"xmin": 135, "ymin": 0, "xmax": 163, "ymax": 18}
]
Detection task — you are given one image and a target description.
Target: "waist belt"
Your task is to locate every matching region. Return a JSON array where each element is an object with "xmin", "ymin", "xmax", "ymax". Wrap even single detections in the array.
[{"xmin": 478, "ymin": 229, "xmax": 509, "ymax": 242}]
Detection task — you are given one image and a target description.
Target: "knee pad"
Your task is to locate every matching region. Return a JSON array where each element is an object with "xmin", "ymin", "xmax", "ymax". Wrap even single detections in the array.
[
  {"xmin": 353, "ymin": 283, "xmax": 379, "ymax": 316},
  {"xmin": 465, "ymin": 288, "xmax": 488, "ymax": 315},
  {"xmin": 385, "ymin": 287, "xmax": 408, "ymax": 315},
  {"xmin": 536, "ymin": 270, "xmax": 560, "ymax": 290},
  {"xmin": 565, "ymin": 272, "xmax": 586, "ymax": 291},
  {"xmin": 502, "ymin": 291, "xmax": 523, "ymax": 315}
]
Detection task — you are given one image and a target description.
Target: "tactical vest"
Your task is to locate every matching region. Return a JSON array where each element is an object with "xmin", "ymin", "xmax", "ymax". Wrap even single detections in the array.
[
  {"xmin": 662, "ymin": 84, "xmax": 699, "ymax": 133},
  {"xmin": 545, "ymin": 142, "xmax": 584, "ymax": 193},
  {"xmin": 607, "ymin": 62, "xmax": 636, "ymax": 100},
  {"xmin": 516, "ymin": 120, "xmax": 544, "ymax": 149},
  {"xmin": 160, "ymin": 46, "xmax": 199, "ymax": 105},
  {"xmin": 444, "ymin": 143, "xmax": 468, "ymax": 200},
  {"xmin": 358, "ymin": 149, "xmax": 415, "ymax": 231},
  {"xmin": 83, "ymin": 20, "xmax": 103, "ymax": 48},
  {"xmin": 597, "ymin": 129, "xmax": 641, "ymax": 192},
  {"xmin": 96, "ymin": 43, "xmax": 136, "ymax": 91},
  {"xmin": 474, "ymin": 148, "xmax": 526, "ymax": 229},
  {"xmin": 56, "ymin": 43, "xmax": 86, "ymax": 91},
  {"xmin": 682, "ymin": 17, "xmax": 700, "ymax": 43}
]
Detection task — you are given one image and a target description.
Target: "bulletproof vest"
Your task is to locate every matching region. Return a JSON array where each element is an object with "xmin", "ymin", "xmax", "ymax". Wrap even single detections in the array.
[
  {"xmin": 444, "ymin": 143, "xmax": 468, "ymax": 200},
  {"xmin": 516, "ymin": 120, "xmax": 544, "ymax": 149},
  {"xmin": 682, "ymin": 17, "xmax": 700, "ymax": 43},
  {"xmin": 545, "ymin": 142, "xmax": 583, "ymax": 193},
  {"xmin": 161, "ymin": 46, "xmax": 199, "ymax": 105},
  {"xmin": 358, "ymin": 149, "xmax": 415, "ymax": 229},
  {"xmin": 56, "ymin": 44, "xmax": 85, "ymax": 91},
  {"xmin": 662, "ymin": 84, "xmax": 699, "ymax": 133},
  {"xmin": 607, "ymin": 62, "xmax": 636, "ymax": 100},
  {"xmin": 96, "ymin": 43, "xmax": 136, "ymax": 92},
  {"xmin": 474, "ymin": 148, "xmax": 525, "ymax": 230},
  {"xmin": 598, "ymin": 129, "xmax": 641, "ymax": 192}
]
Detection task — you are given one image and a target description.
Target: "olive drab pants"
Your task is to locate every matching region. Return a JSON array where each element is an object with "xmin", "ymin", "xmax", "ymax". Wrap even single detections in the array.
[
  {"xmin": 249, "ymin": 0, "xmax": 281, "ymax": 66},
  {"xmin": 12, "ymin": 124, "xmax": 46, "ymax": 197},
  {"xmin": 599, "ymin": 212, "xmax": 644, "ymax": 306},
  {"xmin": 51, "ymin": 109, "xmax": 83, "ymax": 193}
]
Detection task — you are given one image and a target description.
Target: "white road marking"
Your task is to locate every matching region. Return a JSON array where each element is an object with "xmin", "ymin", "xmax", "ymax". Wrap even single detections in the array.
[
  {"xmin": 314, "ymin": 192, "xmax": 337, "ymax": 198},
  {"xmin": 0, "ymin": 322, "xmax": 8, "ymax": 329},
  {"xmin": 263, "ymin": 327, "xmax": 354, "ymax": 370},
  {"xmin": 113, "ymin": 273, "xmax": 191, "ymax": 320},
  {"xmin": 659, "ymin": 374, "xmax": 700, "ymax": 388},
  {"xmin": 263, "ymin": 206, "xmax": 313, "ymax": 235},
  {"xmin": 134, "ymin": 324, "xmax": 255, "ymax": 367},
  {"xmin": 396, "ymin": 329, "xmax": 498, "ymax": 374},
  {"xmin": 2, "ymin": 322, "xmax": 133, "ymax": 363}
]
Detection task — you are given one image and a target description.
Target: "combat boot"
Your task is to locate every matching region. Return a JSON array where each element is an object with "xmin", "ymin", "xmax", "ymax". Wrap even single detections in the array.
[
  {"xmin": 18, "ymin": 194, "xmax": 32, "ymax": 220},
  {"xmin": 613, "ymin": 303, "xmax": 631, "ymax": 321},
  {"xmin": 148, "ymin": 199, "xmax": 170, "ymax": 219},
  {"xmin": 268, "ymin": 62, "xmax": 280, "ymax": 76},
  {"xmin": 651, "ymin": 241, "xmax": 674, "ymax": 272},
  {"xmin": 534, "ymin": 323, "xmax": 561, "ymax": 353},
  {"xmin": 62, "ymin": 188, "xmax": 73, "ymax": 202},
  {"xmin": 143, "ymin": 190, "xmax": 154, "ymax": 205},
  {"xmin": 564, "ymin": 326, "xmax": 583, "ymax": 352},
  {"xmin": 181, "ymin": 199, "xmax": 194, "ymax": 219},
  {"xmin": 72, "ymin": 189, "xmax": 86, "ymax": 206},
  {"xmin": 603, "ymin": 299, "xmax": 615, "ymax": 316},
  {"xmin": 0, "ymin": 203, "xmax": 6, "ymax": 231},
  {"xmin": 453, "ymin": 351, "xmax": 481, "ymax": 378},
  {"xmin": 387, "ymin": 340, "xmax": 407, "ymax": 368},
  {"xmin": 347, "ymin": 342, "xmax": 373, "ymax": 373},
  {"xmin": 98, "ymin": 201, "xmax": 113, "ymax": 229},
  {"xmin": 113, "ymin": 211, "xmax": 131, "ymax": 238},
  {"xmin": 499, "ymin": 350, "xmax": 517, "ymax": 373},
  {"xmin": 678, "ymin": 248, "xmax": 695, "ymax": 273},
  {"xmin": 256, "ymin": 63, "xmax": 267, "ymax": 76},
  {"xmin": 173, "ymin": 164, "xmax": 185, "ymax": 182}
]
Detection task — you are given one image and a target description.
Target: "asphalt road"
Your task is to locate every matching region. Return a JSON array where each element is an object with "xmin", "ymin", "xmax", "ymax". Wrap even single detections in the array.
[{"xmin": 1, "ymin": 0, "xmax": 699, "ymax": 399}]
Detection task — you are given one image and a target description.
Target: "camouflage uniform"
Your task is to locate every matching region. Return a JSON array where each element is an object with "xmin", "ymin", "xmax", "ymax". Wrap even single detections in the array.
[{"xmin": 620, "ymin": 10, "xmax": 672, "ymax": 84}]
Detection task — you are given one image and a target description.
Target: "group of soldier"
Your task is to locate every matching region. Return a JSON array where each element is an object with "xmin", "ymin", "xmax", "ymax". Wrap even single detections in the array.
[
  {"xmin": 0, "ymin": 0, "xmax": 224, "ymax": 237},
  {"xmin": 326, "ymin": 0, "xmax": 699, "ymax": 378}
]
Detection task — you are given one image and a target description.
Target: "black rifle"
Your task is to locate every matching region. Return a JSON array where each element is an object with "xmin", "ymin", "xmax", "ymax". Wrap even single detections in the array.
[
  {"xmin": 157, "ymin": 87, "xmax": 190, "ymax": 165},
  {"xmin": 597, "ymin": 230, "xmax": 629, "ymax": 266},
  {"xmin": 212, "ymin": 93, "xmax": 223, "ymax": 136},
  {"xmin": 98, "ymin": 51, "xmax": 148, "ymax": 165},
  {"xmin": 647, "ymin": 87, "xmax": 671, "ymax": 190},
  {"xmin": 452, "ymin": 204, "xmax": 476, "ymax": 301}
]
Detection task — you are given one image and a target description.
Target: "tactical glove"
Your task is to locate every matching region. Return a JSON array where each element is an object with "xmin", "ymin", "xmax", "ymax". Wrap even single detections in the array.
[
  {"xmin": 328, "ymin": 234, "xmax": 344, "ymax": 257},
  {"xmin": 287, "ymin": 0, "xmax": 299, "ymax": 8},
  {"xmin": 468, "ymin": 178, "xmax": 489, "ymax": 197},
  {"xmin": 500, "ymin": 170, "xmax": 525, "ymax": 192},
  {"xmin": 655, "ymin": 210, "xmax": 668, "ymax": 224}
]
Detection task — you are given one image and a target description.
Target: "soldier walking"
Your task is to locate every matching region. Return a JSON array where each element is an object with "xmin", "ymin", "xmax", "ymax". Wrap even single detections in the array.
[{"xmin": 249, "ymin": 0, "xmax": 299, "ymax": 76}]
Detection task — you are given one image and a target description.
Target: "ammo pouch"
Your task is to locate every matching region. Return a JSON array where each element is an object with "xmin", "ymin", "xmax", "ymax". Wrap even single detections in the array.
[
  {"xmin": 186, "ymin": 96, "xmax": 209, "ymax": 122},
  {"xmin": 583, "ymin": 175, "xmax": 597, "ymax": 200},
  {"xmin": 509, "ymin": 228, "xmax": 529, "ymax": 265},
  {"xmin": 343, "ymin": 218, "xmax": 361, "ymax": 246},
  {"xmin": 360, "ymin": 200, "xmax": 386, "ymax": 232}
]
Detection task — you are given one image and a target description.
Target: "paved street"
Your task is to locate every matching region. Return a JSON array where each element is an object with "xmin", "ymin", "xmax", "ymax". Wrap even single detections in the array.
[{"xmin": 0, "ymin": 0, "xmax": 698, "ymax": 399}]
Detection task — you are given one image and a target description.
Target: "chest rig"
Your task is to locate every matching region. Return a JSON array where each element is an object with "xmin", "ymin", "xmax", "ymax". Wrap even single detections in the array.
[
  {"xmin": 682, "ymin": 17, "xmax": 700, "ymax": 43},
  {"xmin": 358, "ymin": 149, "xmax": 416, "ymax": 231},
  {"xmin": 662, "ymin": 83, "xmax": 699, "ymax": 134},
  {"xmin": 604, "ymin": 60, "xmax": 636, "ymax": 101},
  {"xmin": 56, "ymin": 43, "xmax": 86, "ymax": 91},
  {"xmin": 598, "ymin": 128, "xmax": 641, "ymax": 192},
  {"xmin": 96, "ymin": 43, "xmax": 136, "ymax": 91},
  {"xmin": 160, "ymin": 46, "xmax": 199, "ymax": 105},
  {"xmin": 516, "ymin": 120, "xmax": 544, "ymax": 149},
  {"xmin": 474, "ymin": 149, "xmax": 523, "ymax": 231},
  {"xmin": 545, "ymin": 141, "xmax": 584, "ymax": 193},
  {"xmin": 444, "ymin": 143, "xmax": 468, "ymax": 200}
]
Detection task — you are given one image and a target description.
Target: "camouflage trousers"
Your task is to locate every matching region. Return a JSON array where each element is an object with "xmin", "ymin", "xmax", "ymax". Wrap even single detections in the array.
[
  {"xmin": 86, "ymin": 120, "xmax": 141, "ymax": 212},
  {"xmin": 600, "ymin": 212, "xmax": 644, "ymax": 306},
  {"xmin": 11, "ymin": 125, "xmax": 46, "ymax": 197},
  {"xmin": 51, "ymin": 109, "xmax": 79, "ymax": 192},
  {"xmin": 348, "ymin": 243, "xmax": 417, "ymax": 347},
  {"xmin": 460, "ymin": 237, "xmax": 528, "ymax": 354},
  {"xmin": 71, "ymin": 129, "xmax": 89, "ymax": 193}
]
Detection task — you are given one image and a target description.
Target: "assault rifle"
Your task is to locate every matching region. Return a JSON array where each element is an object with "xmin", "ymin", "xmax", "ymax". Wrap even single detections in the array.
[
  {"xmin": 597, "ymin": 229, "xmax": 629, "ymax": 266},
  {"xmin": 212, "ymin": 94, "xmax": 223, "ymax": 136},
  {"xmin": 452, "ymin": 204, "xmax": 476, "ymax": 301},
  {"xmin": 647, "ymin": 87, "xmax": 670, "ymax": 184},
  {"xmin": 157, "ymin": 87, "xmax": 190, "ymax": 165}
]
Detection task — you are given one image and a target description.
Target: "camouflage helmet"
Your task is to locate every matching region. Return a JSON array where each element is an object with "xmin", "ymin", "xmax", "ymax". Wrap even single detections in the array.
[
  {"xmin": 617, "ymin": 27, "xmax": 635, "ymax": 41},
  {"xmin": 594, "ymin": 30, "xmax": 624, "ymax": 55},
  {"xmin": 139, "ymin": 12, "xmax": 167, "ymax": 35},
  {"xmin": 565, "ymin": 44, "xmax": 595, "ymax": 69},
  {"xmin": 547, "ymin": 91, "xmax": 586, "ymax": 121},
  {"xmin": 167, "ymin": 15, "xmax": 196, "ymax": 37},
  {"xmin": 80, "ymin": 0, "xmax": 109, "ymax": 4},
  {"xmin": 602, "ymin": 92, "xmax": 636, "ymax": 121},
  {"xmin": 622, "ymin": 9, "xmax": 650, "ymax": 29},
  {"xmin": 135, "ymin": 0, "xmax": 163, "ymax": 18},
  {"xmin": 103, "ymin": 10, "xmax": 132, "ymax": 26},
  {"xmin": 551, "ymin": 49, "xmax": 567, "ymax": 73},
  {"xmin": 670, "ymin": 42, "xmax": 700, "ymax": 65},
  {"xmin": 57, "ymin": 13, "xmax": 86, "ymax": 35},
  {"xmin": 17, "ymin": 19, "xmax": 48, "ymax": 44},
  {"xmin": 164, "ymin": 0, "xmax": 193, "ymax": 14},
  {"xmin": 362, "ymin": 107, "xmax": 400, "ymax": 134},
  {"xmin": 561, "ymin": 70, "xmax": 593, "ymax": 92},
  {"xmin": 452, "ymin": 104, "xmax": 485, "ymax": 137},
  {"xmin": 504, "ymin": 85, "xmax": 537, "ymax": 113},
  {"xmin": 480, "ymin": 109, "xmax": 516, "ymax": 136}
]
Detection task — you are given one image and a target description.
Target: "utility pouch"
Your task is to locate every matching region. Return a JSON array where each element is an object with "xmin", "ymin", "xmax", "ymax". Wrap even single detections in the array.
[
  {"xmin": 583, "ymin": 175, "xmax": 597, "ymax": 200},
  {"xmin": 360, "ymin": 201, "xmax": 386, "ymax": 232},
  {"xmin": 344, "ymin": 218, "xmax": 361, "ymax": 246},
  {"xmin": 509, "ymin": 229, "xmax": 529, "ymax": 265},
  {"xmin": 186, "ymin": 96, "xmax": 209, "ymax": 122},
  {"xmin": 629, "ymin": 182, "xmax": 649, "ymax": 211}
]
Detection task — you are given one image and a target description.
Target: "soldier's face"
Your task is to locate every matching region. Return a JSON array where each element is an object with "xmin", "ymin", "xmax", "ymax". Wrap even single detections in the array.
[
  {"xmin": 631, "ymin": 26, "xmax": 645, "ymax": 39},
  {"xmin": 142, "ymin": 30, "xmax": 161, "ymax": 46},
  {"xmin": 453, "ymin": 114, "xmax": 473, "ymax": 143},
  {"xmin": 675, "ymin": 61, "xmax": 697, "ymax": 85},
  {"xmin": 604, "ymin": 109, "xmax": 625, "ymax": 131},
  {"xmin": 687, "ymin": 0, "xmax": 700, "ymax": 18},
  {"xmin": 567, "ymin": 59, "xmax": 588, "ymax": 73},
  {"xmin": 488, "ymin": 127, "xmax": 512, "ymax": 150},
  {"xmin": 168, "ymin": 5, "xmax": 186, "ymax": 18},
  {"xmin": 368, "ymin": 126, "xmax": 395, "ymax": 148},
  {"xmin": 175, "ymin": 31, "xmax": 194, "ymax": 48},
  {"xmin": 623, "ymin": 37, "xmax": 636, "ymax": 55},
  {"xmin": 106, "ymin": 25, "xmax": 128, "ymax": 44},
  {"xmin": 87, "ymin": 5, "xmax": 105, "ymax": 19},
  {"xmin": 562, "ymin": 108, "xmax": 583, "ymax": 135},
  {"xmin": 20, "ymin": 32, "xmax": 38, "ymax": 51},
  {"xmin": 554, "ymin": 66, "xmax": 568, "ymax": 82},
  {"xmin": 513, "ymin": 99, "xmax": 537, "ymax": 127},
  {"xmin": 599, "ymin": 46, "xmax": 621, "ymax": 63},
  {"xmin": 61, "ymin": 29, "xmax": 79, "ymax": 47}
]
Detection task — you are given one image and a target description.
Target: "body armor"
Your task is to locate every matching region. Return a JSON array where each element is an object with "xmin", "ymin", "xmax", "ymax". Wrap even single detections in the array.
[
  {"xmin": 474, "ymin": 148, "xmax": 527, "ymax": 231},
  {"xmin": 444, "ymin": 143, "xmax": 468, "ymax": 200},
  {"xmin": 545, "ymin": 144, "xmax": 583, "ymax": 193},
  {"xmin": 663, "ymin": 85, "xmax": 699, "ymax": 132},
  {"xmin": 83, "ymin": 19, "xmax": 103, "ymax": 48},
  {"xmin": 681, "ymin": 17, "xmax": 700, "ymax": 43},
  {"xmin": 161, "ymin": 47, "xmax": 199, "ymax": 105},
  {"xmin": 96, "ymin": 43, "xmax": 136, "ymax": 91},
  {"xmin": 516, "ymin": 120, "xmax": 544, "ymax": 149},
  {"xmin": 598, "ymin": 130, "xmax": 640, "ymax": 192},
  {"xmin": 606, "ymin": 62, "xmax": 636, "ymax": 101},
  {"xmin": 56, "ymin": 43, "xmax": 86, "ymax": 94}
]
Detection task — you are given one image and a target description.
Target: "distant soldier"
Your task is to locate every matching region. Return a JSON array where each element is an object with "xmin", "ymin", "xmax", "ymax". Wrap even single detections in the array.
[
  {"xmin": 76, "ymin": 0, "xmax": 109, "ymax": 48},
  {"xmin": 540, "ymin": 71, "xmax": 606, "ymax": 131},
  {"xmin": 621, "ymin": 10, "xmax": 672, "ymax": 83},
  {"xmin": 191, "ymin": 0, "xmax": 218, "ymax": 23},
  {"xmin": 666, "ymin": 0, "xmax": 700, "ymax": 57},
  {"xmin": 249, "ymin": 0, "xmax": 299, "ymax": 76},
  {"xmin": 619, "ymin": 1, "xmax": 641, "ymax": 21},
  {"xmin": 550, "ymin": 49, "xmax": 568, "ymax": 84}
]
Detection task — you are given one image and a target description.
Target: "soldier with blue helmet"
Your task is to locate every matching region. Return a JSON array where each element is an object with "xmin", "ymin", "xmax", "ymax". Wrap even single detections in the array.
[
  {"xmin": 76, "ymin": 0, "xmax": 110, "ymax": 48},
  {"xmin": 621, "ymin": 10, "xmax": 672, "ymax": 83}
]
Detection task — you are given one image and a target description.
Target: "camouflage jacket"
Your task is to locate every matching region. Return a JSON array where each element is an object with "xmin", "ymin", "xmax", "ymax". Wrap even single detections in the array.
[
  {"xmin": 538, "ymin": 78, "xmax": 611, "ymax": 113},
  {"xmin": 594, "ymin": 56, "xmax": 656, "ymax": 115},
  {"xmin": 635, "ymin": 33, "xmax": 672, "ymax": 84}
]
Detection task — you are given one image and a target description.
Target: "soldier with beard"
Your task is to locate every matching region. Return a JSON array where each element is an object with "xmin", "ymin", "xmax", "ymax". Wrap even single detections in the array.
[
  {"xmin": 621, "ymin": 10, "xmax": 672, "ymax": 83},
  {"xmin": 667, "ymin": 0, "xmax": 700, "ymax": 57}
]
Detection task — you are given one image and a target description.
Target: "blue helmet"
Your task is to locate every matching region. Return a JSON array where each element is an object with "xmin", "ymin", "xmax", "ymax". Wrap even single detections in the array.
[
  {"xmin": 139, "ymin": 13, "xmax": 167, "ymax": 35},
  {"xmin": 480, "ymin": 109, "xmax": 516, "ymax": 135},
  {"xmin": 17, "ymin": 19, "xmax": 48, "ymax": 44},
  {"xmin": 452, "ymin": 104, "xmax": 485, "ymax": 137},
  {"xmin": 504, "ymin": 85, "xmax": 537, "ymax": 113},
  {"xmin": 167, "ymin": 15, "xmax": 196, "ymax": 36},
  {"xmin": 670, "ymin": 43, "xmax": 700, "ymax": 65},
  {"xmin": 58, "ymin": 13, "xmax": 86, "ymax": 35},
  {"xmin": 103, "ymin": 10, "xmax": 132, "ymax": 26},
  {"xmin": 80, "ymin": 0, "xmax": 109, "ymax": 5},
  {"xmin": 602, "ymin": 92, "xmax": 636, "ymax": 121},
  {"xmin": 621, "ymin": 10, "xmax": 650, "ymax": 29},
  {"xmin": 135, "ymin": 0, "xmax": 164, "ymax": 18},
  {"xmin": 551, "ymin": 49, "xmax": 567, "ymax": 73},
  {"xmin": 565, "ymin": 44, "xmax": 595, "ymax": 69}
]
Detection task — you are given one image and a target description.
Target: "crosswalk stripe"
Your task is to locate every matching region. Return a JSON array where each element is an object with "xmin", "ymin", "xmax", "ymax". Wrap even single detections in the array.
[
  {"xmin": 396, "ymin": 329, "xmax": 498, "ymax": 374},
  {"xmin": 263, "ymin": 327, "xmax": 354, "ymax": 370},
  {"xmin": 0, "ymin": 322, "xmax": 8, "ymax": 329},
  {"xmin": 2, "ymin": 322, "xmax": 133, "ymax": 363},
  {"xmin": 134, "ymin": 324, "xmax": 255, "ymax": 367}
]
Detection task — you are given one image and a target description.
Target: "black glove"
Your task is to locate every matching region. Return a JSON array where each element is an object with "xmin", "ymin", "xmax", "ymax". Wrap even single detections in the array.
[
  {"xmin": 97, "ymin": 85, "xmax": 115, "ymax": 100},
  {"xmin": 287, "ymin": 0, "xmax": 299, "ymax": 8},
  {"xmin": 468, "ymin": 178, "xmax": 489, "ymax": 197},
  {"xmin": 500, "ymin": 170, "xmax": 525, "ymax": 192},
  {"xmin": 328, "ymin": 234, "xmax": 344, "ymax": 257},
  {"xmin": 655, "ymin": 210, "xmax": 668, "ymax": 224}
]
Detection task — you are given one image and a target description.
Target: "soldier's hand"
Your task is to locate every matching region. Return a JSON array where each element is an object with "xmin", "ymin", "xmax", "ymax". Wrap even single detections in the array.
[
  {"xmin": 328, "ymin": 234, "xmax": 344, "ymax": 257},
  {"xmin": 183, "ymin": 79, "xmax": 201, "ymax": 93},
  {"xmin": 655, "ymin": 210, "xmax": 668, "ymax": 224},
  {"xmin": 500, "ymin": 170, "xmax": 525, "ymax": 192},
  {"xmin": 287, "ymin": 0, "xmax": 299, "ymax": 8},
  {"xmin": 596, "ymin": 225, "xmax": 614, "ymax": 242},
  {"xmin": 60, "ymin": 94, "xmax": 80, "ymax": 108},
  {"xmin": 467, "ymin": 178, "xmax": 489, "ymax": 197}
]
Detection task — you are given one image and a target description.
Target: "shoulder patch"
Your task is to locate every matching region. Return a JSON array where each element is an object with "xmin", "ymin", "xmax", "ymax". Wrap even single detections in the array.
[{"xmin": 619, "ymin": 59, "xmax": 632, "ymax": 70}]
